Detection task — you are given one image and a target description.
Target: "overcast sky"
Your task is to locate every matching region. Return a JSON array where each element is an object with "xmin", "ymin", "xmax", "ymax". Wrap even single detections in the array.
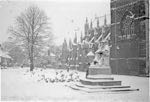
[{"xmin": 0, "ymin": 0, "xmax": 110, "ymax": 45}]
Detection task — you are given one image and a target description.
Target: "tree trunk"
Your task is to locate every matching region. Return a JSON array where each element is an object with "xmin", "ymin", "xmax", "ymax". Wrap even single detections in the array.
[
  {"xmin": 30, "ymin": 57, "xmax": 34, "ymax": 71},
  {"xmin": 30, "ymin": 43, "xmax": 34, "ymax": 71}
]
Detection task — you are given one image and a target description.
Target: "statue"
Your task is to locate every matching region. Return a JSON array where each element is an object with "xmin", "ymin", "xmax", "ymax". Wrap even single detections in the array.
[
  {"xmin": 93, "ymin": 52, "xmax": 104, "ymax": 66},
  {"xmin": 88, "ymin": 43, "xmax": 111, "ymax": 75},
  {"xmin": 91, "ymin": 44, "xmax": 110, "ymax": 67}
]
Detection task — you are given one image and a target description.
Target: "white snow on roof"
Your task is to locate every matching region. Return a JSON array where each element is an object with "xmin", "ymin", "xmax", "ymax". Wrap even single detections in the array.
[
  {"xmin": 95, "ymin": 34, "xmax": 103, "ymax": 43},
  {"xmin": 4, "ymin": 54, "xmax": 12, "ymax": 59},
  {"xmin": 50, "ymin": 53, "xmax": 56, "ymax": 57},
  {"xmin": 0, "ymin": 50, "xmax": 12, "ymax": 59},
  {"xmin": 87, "ymin": 51, "xmax": 94, "ymax": 56},
  {"xmin": 72, "ymin": 42, "xmax": 77, "ymax": 46},
  {"xmin": 89, "ymin": 37, "xmax": 94, "ymax": 43},
  {"xmin": 95, "ymin": 48, "xmax": 102, "ymax": 53},
  {"xmin": 0, "ymin": 50, "xmax": 3, "ymax": 56},
  {"xmin": 102, "ymin": 33, "xmax": 111, "ymax": 42}
]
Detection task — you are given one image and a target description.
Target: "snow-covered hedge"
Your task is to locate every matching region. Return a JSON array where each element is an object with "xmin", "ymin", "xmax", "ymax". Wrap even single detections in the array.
[{"xmin": 24, "ymin": 68, "xmax": 80, "ymax": 83}]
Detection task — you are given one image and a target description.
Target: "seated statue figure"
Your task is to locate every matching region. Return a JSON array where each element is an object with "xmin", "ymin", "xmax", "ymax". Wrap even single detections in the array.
[
  {"xmin": 93, "ymin": 52, "xmax": 104, "ymax": 66},
  {"xmin": 92, "ymin": 46, "xmax": 110, "ymax": 67},
  {"xmin": 88, "ymin": 44, "xmax": 111, "ymax": 75}
]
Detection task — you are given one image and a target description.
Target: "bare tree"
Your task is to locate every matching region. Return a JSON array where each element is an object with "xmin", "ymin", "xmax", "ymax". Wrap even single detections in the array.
[{"xmin": 9, "ymin": 5, "xmax": 52, "ymax": 71}]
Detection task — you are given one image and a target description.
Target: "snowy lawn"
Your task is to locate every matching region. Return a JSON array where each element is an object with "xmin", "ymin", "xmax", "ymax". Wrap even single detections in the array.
[{"xmin": 1, "ymin": 67, "xmax": 149, "ymax": 102}]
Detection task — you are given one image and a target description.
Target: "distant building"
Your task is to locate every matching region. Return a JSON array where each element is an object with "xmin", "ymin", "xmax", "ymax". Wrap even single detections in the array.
[
  {"xmin": 61, "ymin": 38, "xmax": 69, "ymax": 66},
  {"xmin": 110, "ymin": 0, "xmax": 149, "ymax": 76},
  {"xmin": 0, "ymin": 44, "xmax": 12, "ymax": 68},
  {"xmin": 62, "ymin": 16, "xmax": 110, "ymax": 71}
]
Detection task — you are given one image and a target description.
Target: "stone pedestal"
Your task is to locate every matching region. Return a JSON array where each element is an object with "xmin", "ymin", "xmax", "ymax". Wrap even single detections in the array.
[{"xmin": 88, "ymin": 64, "xmax": 111, "ymax": 75}]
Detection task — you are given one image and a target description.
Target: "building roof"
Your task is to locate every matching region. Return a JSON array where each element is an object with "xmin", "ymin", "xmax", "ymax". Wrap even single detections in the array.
[
  {"xmin": 0, "ymin": 50, "xmax": 12, "ymax": 59},
  {"xmin": 89, "ymin": 36, "xmax": 94, "ymax": 43},
  {"xmin": 72, "ymin": 42, "xmax": 77, "ymax": 46},
  {"xmin": 95, "ymin": 34, "xmax": 103, "ymax": 43},
  {"xmin": 101, "ymin": 33, "xmax": 111, "ymax": 42},
  {"xmin": 50, "ymin": 53, "xmax": 56, "ymax": 57},
  {"xmin": 87, "ymin": 51, "xmax": 94, "ymax": 56}
]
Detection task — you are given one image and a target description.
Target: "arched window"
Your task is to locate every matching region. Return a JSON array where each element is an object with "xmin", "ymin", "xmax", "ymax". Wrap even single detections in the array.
[{"xmin": 120, "ymin": 10, "xmax": 135, "ymax": 40}]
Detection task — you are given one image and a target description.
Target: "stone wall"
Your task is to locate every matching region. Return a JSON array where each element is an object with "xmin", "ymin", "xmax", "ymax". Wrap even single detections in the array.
[{"xmin": 110, "ymin": 0, "xmax": 149, "ymax": 76}]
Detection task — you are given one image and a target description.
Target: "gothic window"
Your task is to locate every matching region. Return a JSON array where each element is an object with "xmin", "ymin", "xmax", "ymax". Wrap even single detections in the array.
[{"xmin": 120, "ymin": 10, "xmax": 135, "ymax": 40}]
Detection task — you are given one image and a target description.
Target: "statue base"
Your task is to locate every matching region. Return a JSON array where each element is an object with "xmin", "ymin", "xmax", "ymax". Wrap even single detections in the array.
[{"xmin": 88, "ymin": 65, "xmax": 111, "ymax": 75}]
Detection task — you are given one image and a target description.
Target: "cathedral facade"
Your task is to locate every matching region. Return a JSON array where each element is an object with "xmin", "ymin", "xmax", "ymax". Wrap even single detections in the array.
[{"xmin": 110, "ymin": 0, "xmax": 149, "ymax": 76}]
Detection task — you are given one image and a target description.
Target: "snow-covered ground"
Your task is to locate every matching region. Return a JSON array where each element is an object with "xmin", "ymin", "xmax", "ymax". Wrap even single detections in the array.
[{"xmin": 1, "ymin": 67, "xmax": 149, "ymax": 102}]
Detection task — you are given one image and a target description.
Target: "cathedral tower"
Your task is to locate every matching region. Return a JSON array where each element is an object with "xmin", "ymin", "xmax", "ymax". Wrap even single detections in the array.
[{"xmin": 84, "ymin": 17, "xmax": 89, "ymax": 36}]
